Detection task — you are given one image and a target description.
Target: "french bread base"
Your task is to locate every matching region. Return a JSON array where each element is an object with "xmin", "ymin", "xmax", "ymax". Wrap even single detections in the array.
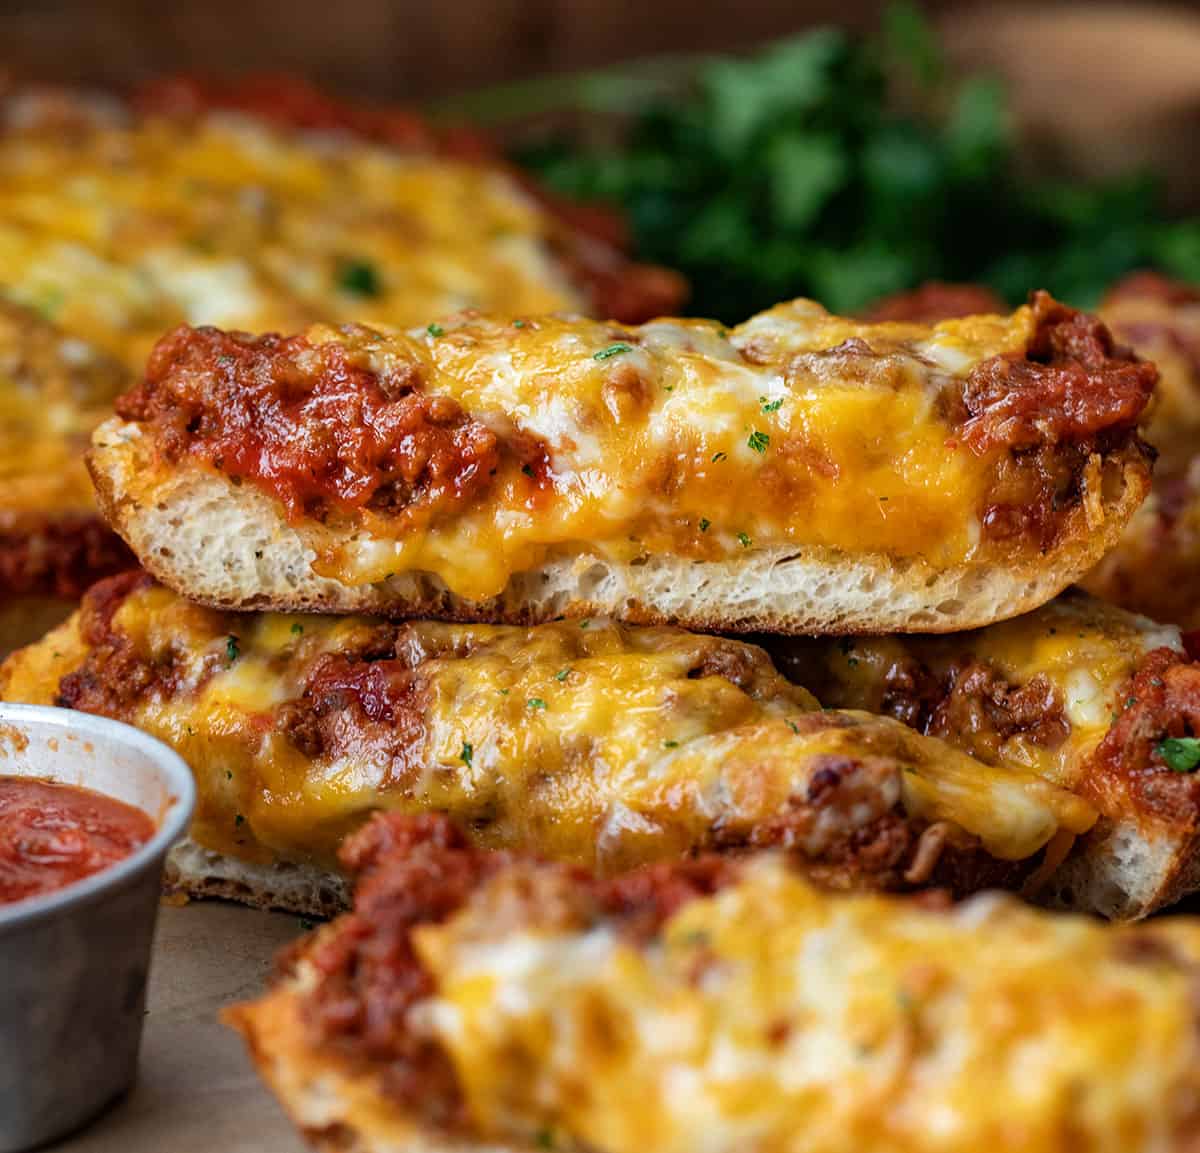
[
  {"xmin": 164, "ymin": 838, "xmax": 349, "ymax": 918},
  {"xmin": 90, "ymin": 423, "xmax": 1152, "ymax": 635},
  {"xmin": 227, "ymin": 967, "xmax": 520, "ymax": 1153},
  {"xmin": 1042, "ymin": 816, "xmax": 1200, "ymax": 921}
]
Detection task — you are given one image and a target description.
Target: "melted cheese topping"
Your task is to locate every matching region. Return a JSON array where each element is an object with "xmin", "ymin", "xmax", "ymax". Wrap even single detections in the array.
[
  {"xmin": 417, "ymin": 856, "xmax": 1200, "ymax": 1153},
  {"xmin": 782, "ymin": 591, "xmax": 1182, "ymax": 792},
  {"xmin": 0, "ymin": 583, "xmax": 1094, "ymax": 870},
  {"xmin": 274, "ymin": 305, "xmax": 1033, "ymax": 599},
  {"xmin": 0, "ymin": 110, "xmax": 581, "ymax": 373},
  {"xmin": 0, "ymin": 301, "xmax": 128, "ymax": 521}
]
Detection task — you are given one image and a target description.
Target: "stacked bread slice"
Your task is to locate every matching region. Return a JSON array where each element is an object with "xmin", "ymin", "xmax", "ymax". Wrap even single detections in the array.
[{"xmin": 6, "ymin": 285, "xmax": 1195, "ymax": 922}]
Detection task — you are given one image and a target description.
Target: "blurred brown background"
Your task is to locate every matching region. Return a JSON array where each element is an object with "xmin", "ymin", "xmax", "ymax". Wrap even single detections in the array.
[
  {"xmin": 5, "ymin": 1, "xmax": 1200, "ymax": 203},
  {"xmin": 0, "ymin": 1, "xmax": 1196, "ymax": 103}
]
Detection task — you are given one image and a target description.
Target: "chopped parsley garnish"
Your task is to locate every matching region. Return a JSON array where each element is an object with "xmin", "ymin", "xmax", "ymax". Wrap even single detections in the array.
[
  {"xmin": 515, "ymin": 8, "xmax": 1200, "ymax": 318},
  {"xmin": 527, "ymin": 698, "xmax": 548, "ymax": 710},
  {"xmin": 225, "ymin": 635, "xmax": 240, "ymax": 664},
  {"xmin": 534, "ymin": 1131, "xmax": 556, "ymax": 1151},
  {"xmin": 225, "ymin": 770, "xmax": 233, "ymax": 780},
  {"xmin": 663, "ymin": 739, "xmax": 679, "ymax": 748},
  {"xmin": 737, "ymin": 531, "xmax": 752, "ymax": 548},
  {"xmin": 760, "ymin": 396, "xmax": 784, "ymax": 413},
  {"xmin": 336, "ymin": 258, "xmax": 381, "ymax": 298},
  {"xmin": 787, "ymin": 720, "xmax": 801, "ymax": 734},
  {"xmin": 579, "ymin": 619, "xmax": 591, "ymax": 629},
  {"xmin": 498, "ymin": 688, "xmax": 510, "ymax": 695},
  {"xmin": 427, "ymin": 322, "xmax": 446, "ymax": 337},
  {"xmin": 747, "ymin": 430, "xmax": 770, "ymax": 453},
  {"xmin": 847, "ymin": 657, "xmax": 859, "ymax": 667},
  {"xmin": 460, "ymin": 742, "xmax": 473, "ymax": 767},
  {"xmin": 593, "ymin": 342, "xmax": 633, "ymax": 360},
  {"xmin": 299, "ymin": 919, "xmax": 315, "ymax": 932},
  {"xmin": 521, "ymin": 463, "xmax": 536, "ymax": 478},
  {"xmin": 699, "ymin": 517, "xmax": 711, "ymax": 533},
  {"xmin": 512, "ymin": 319, "xmax": 527, "ymax": 328},
  {"xmin": 556, "ymin": 668, "xmax": 570, "ymax": 682},
  {"xmin": 711, "ymin": 451, "xmax": 728, "ymax": 463},
  {"xmin": 290, "ymin": 622, "xmax": 304, "ymax": 636},
  {"xmin": 234, "ymin": 813, "xmax": 245, "ymax": 827},
  {"xmin": 1157, "ymin": 737, "xmax": 1200, "ymax": 773}
]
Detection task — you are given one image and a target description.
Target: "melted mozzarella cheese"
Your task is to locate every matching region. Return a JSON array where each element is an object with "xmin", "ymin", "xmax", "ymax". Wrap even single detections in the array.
[
  {"xmin": 782, "ymin": 591, "xmax": 1183, "ymax": 792},
  {"xmin": 0, "ymin": 110, "xmax": 583, "ymax": 374},
  {"xmin": 418, "ymin": 856, "xmax": 1200, "ymax": 1153},
  {"xmin": 294, "ymin": 305, "xmax": 1033, "ymax": 599},
  {"xmin": 0, "ymin": 301, "xmax": 128, "ymax": 519},
  {"xmin": 0, "ymin": 583, "xmax": 1095, "ymax": 872}
]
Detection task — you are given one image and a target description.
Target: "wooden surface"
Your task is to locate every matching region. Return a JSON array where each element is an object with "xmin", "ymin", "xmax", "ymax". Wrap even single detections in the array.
[
  {"xmin": 1, "ymin": 0, "xmax": 950, "ymax": 101},
  {"xmin": 54, "ymin": 903, "xmax": 305, "ymax": 1153}
]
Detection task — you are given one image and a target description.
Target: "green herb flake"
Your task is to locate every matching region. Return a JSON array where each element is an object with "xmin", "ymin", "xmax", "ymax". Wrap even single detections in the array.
[
  {"xmin": 337, "ymin": 258, "xmax": 381, "ymax": 298},
  {"xmin": 534, "ymin": 1130, "xmax": 556, "ymax": 1151},
  {"xmin": 847, "ymin": 657, "xmax": 859, "ymax": 667},
  {"xmin": 737, "ymin": 531, "xmax": 752, "ymax": 548},
  {"xmin": 1157, "ymin": 737, "xmax": 1200, "ymax": 773},
  {"xmin": 225, "ymin": 635, "xmax": 240, "ymax": 664},
  {"xmin": 527, "ymin": 698, "xmax": 548, "ymax": 711},
  {"xmin": 522, "ymin": 463, "xmax": 536, "ymax": 478},
  {"xmin": 555, "ymin": 668, "xmax": 570, "ymax": 682},
  {"xmin": 460, "ymin": 742, "xmax": 473, "ymax": 767},
  {"xmin": 663, "ymin": 739, "xmax": 679, "ymax": 748},
  {"xmin": 579, "ymin": 619, "xmax": 591, "ymax": 629},
  {"xmin": 234, "ymin": 813, "xmax": 245, "ymax": 827},
  {"xmin": 299, "ymin": 918, "xmax": 315, "ymax": 932},
  {"xmin": 699, "ymin": 517, "xmax": 711, "ymax": 533},
  {"xmin": 711, "ymin": 451, "xmax": 728, "ymax": 463},
  {"xmin": 593, "ymin": 342, "xmax": 633, "ymax": 361},
  {"xmin": 512, "ymin": 319, "xmax": 527, "ymax": 328},
  {"xmin": 787, "ymin": 720, "xmax": 801, "ymax": 734},
  {"xmin": 747, "ymin": 430, "xmax": 770, "ymax": 453},
  {"xmin": 426, "ymin": 322, "xmax": 446, "ymax": 337},
  {"xmin": 760, "ymin": 396, "xmax": 784, "ymax": 413},
  {"xmin": 291, "ymin": 622, "xmax": 304, "ymax": 636},
  {"xmin": 225, "ymin": 770, "xmax": 233, "ymax": 780}
]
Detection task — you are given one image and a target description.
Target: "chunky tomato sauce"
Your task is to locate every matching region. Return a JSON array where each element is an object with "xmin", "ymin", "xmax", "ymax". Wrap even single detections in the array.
[{"xmin": 0, "ymin": 776, "xmax": 155, "ymax": 904}]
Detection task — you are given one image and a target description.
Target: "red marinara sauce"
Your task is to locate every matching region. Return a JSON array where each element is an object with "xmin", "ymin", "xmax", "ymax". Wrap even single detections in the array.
[{"xmin": 0, "ymin": 777, "xmax": 155, "ymax": 905}]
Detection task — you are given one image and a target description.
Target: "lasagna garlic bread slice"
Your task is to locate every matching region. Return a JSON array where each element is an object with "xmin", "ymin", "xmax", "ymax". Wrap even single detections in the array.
[
  {"xmin": 0, "ymin": 83, "xmax": 681, "ymax": 376},
  {"xmin": 0, "ymin": 301, "xmax": 133, "ymax": 650},
  {"xmin": 766, "ymin": 591, "xmax": 1200, "ymax": 918},
  {"xmin": 1082, "ymin": 272, "xmax": 1200, "ymax": 626},
  {"xmin": 228, "ymin": 811, "xmax": 1200, "ymax": 1153},
  {"xmin": 0, "ymin": 574, "xmax": 1095, "ymax": 916},
  {"xmin": 89, "ymin": 292, "xmax": 1154, "ymax": 634}
]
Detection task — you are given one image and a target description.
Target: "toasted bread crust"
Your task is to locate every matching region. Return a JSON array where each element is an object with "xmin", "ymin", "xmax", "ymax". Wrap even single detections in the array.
[{"xmin": 89, "ymin": 425, "xmax": 1151, "ymax": 635}]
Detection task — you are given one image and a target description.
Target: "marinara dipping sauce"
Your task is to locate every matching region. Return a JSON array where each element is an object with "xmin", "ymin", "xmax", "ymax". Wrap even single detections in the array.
[{"xmin": 0, "ymin": 776, "xmax": 155, "ymax": 904}]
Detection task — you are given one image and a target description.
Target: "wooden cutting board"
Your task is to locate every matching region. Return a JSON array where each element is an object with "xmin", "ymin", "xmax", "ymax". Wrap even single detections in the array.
[{"xmin": 51, "ymin": 903, "xmax": 306, "ymax": 1153}]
